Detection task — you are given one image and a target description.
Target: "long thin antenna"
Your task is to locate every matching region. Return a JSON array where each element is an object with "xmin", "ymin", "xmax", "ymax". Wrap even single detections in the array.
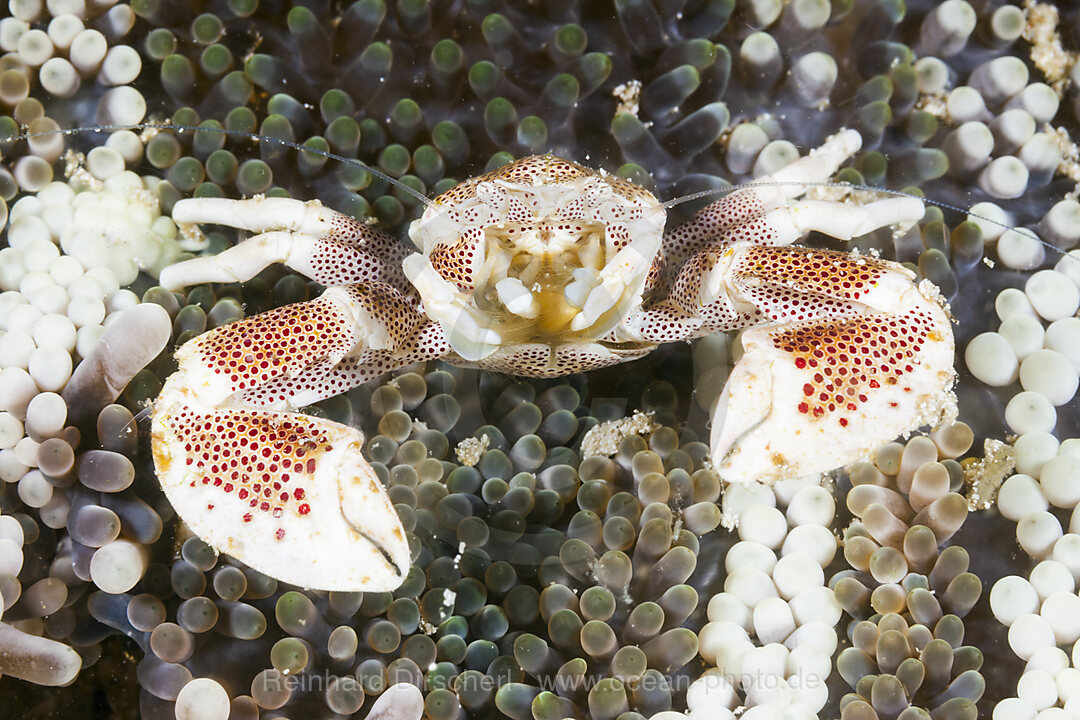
[
  {"xmin": 1, "ymin": 122, "xmax": 1069, "ymax": 258},
  {"xmin": 663, "ymin": 179, "xmax": 1061, "ymax": 257}
]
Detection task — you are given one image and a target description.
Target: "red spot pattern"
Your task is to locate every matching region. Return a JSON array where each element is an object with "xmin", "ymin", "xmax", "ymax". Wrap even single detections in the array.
[
  {"xmin": 200, "ymin": 298, "xmax": 352, "ymax": 396},
  {"xmin": 606, "ymin": 223, "xmax": 631, "ymax": 252},
  {"xmin": 631, "ymin": 304, "xmax": 707, "ymax": 344},
  {"xmin": 556, "ymin": 196, "xmax": 587, "ymax": 220},
  {"xmin": 597, "ymin": 203, "xmax": 644, "ymax": 223},
  {"xmin": 773, "ymin": 309, "xmax": 934, "ymax": 427},
  {"xmin": 431, "ymin": 155, "xmax": 655, "ymax": 211},
  {"xmin": 238, "ymin": 284, "xmax": 430, "ymax": 408},
  {"xmin": 503, "ymin": 195, "xmax": 535, "ymax": 222},
  {"xmin": 433, "ymin": 156, "xmax": 592, "ymax": 209},
  {"xmin": 642, "ymin": 243, "xmax": 891, "ymax": 345},
  {"xmin": 644, "ymin": 248, "xmax": 761, "ymax": 342},
  {"xmin": 285, "ymin": 205, "xmax": 416, "ymax": 290},
  {"xmin": 667, "ymin": 249, "xmax": 719, "ymax": 314},
  {"xmin": 603, "ymin": 174, "xmax": 656, "ymax": 203},
  {"xmin": 430, "ymin": 227, "xmax": 483, "ymax": 292},
  {"xmin": 323, "ymin": 207, "xmax": 369, "ymax": 238},
  {"xmin": 643, "ymin": 253, "xmax": 664, "ymax": 296},
  {"xmin": 734, "ymin": 245, "xmax": 885, "ymax": 303},
  {"xmin": 470, "ymin": 343, "xmax": 652, "ymax": 378},
  {"xmin": 166, "ymin": 405, "xmax": 331, "ymax": 523},
  {"xmin": 344, "ymin": 283, "xmax": 421, "ymax": 346},
  {"xmin": 716, "ymin": 214, "xmax": 783, "ymax": 247},
  {"xmin": 651, "ymin": 189, "xmax": 768, "ymax": 294},
  {"xmin": 730, "ymin": 245, "xmax": 888, "ymax": 327}
]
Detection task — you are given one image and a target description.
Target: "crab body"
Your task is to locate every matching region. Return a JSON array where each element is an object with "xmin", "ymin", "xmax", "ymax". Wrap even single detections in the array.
[
  {"xmin": 151, "ymin": 129, "xmax": 955, "ymax": 591},
  {"xmin": 404, "ymin": 155, "xmax": 665, "ymax": 367}
]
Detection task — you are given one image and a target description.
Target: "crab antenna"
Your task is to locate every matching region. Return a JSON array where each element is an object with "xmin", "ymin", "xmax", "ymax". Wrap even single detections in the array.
[
  {"xmin": 1, "ymin": 122, "xmax": 435, "ymax": 208},
  {"xmin": 1, "ymin": 123, "xmax": 1067, "ymax": 259},
  {"xmin": 663, "ymin": 179, "xmax": 1061, "ymax": 258}
]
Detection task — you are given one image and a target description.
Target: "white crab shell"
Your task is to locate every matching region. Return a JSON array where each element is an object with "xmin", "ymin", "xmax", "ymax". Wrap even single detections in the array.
[{"xmin": 404, "ymin": 156, "xmax": 666, "ymax": 361}]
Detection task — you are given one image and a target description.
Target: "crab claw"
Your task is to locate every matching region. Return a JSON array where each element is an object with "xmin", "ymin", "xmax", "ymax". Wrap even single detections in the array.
[
  {"xmin": 152, "ymin": 377, "xmax": 410, "ymax": 592},
  {"xmin": 711, "ymin": 269, "xmax": 955, "ymax": 484}
]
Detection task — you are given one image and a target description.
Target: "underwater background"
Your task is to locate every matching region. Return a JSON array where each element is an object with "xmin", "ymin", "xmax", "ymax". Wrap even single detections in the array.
[{"xmin": 1, "ymin": 0, "xmax": 1079, "ymax": 718}]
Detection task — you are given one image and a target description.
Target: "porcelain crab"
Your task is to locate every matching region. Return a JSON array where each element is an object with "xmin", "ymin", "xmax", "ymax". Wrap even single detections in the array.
[{"xmin": 150, "ymin": 129, "xmax": 955, "ymax": 591}]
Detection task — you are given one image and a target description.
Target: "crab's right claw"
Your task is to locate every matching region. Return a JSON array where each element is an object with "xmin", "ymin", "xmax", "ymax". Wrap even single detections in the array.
[
  {"xmin": 152, "ymin": 380, "xmax": 410, "ymax": 592},
  {"xmin": 711, "ymin": 277, "xmax": 955, "ymax": 484}
]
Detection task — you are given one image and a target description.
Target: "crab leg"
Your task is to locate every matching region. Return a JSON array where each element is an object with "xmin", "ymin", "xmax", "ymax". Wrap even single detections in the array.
[
  {"xmin": 171, "ymin": 283, "xmax": 421, "ymax": 407},
  {"xmin": 240, "ymin": 321, "xmax": 451, "ymax": 410},
  {"xmin": 162, "ymin": 197, "xmax": 413, "ymax": 291},
  {"xmin": 714, "ymin": 196, "xmax": 923, "ymax": 249},
  {"xmin": 656, "ymin": 128, "xmax": 865, "ymax": 279},
  {"xmin": 468, "ymin": 341, "xmax": 654, "ymax": 378},
  {"xmin": 151, "ymin": 282, "xmax": 432, "ymax": 591}
]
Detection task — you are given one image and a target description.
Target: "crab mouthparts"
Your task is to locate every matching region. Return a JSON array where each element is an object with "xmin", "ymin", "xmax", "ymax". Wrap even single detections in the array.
[
  {"xmin": 404, "ymin": 219, "xmax": 659, "ymax": 362},
  {"xmin": 406, "ymin": 156, "xmax": 667, "ymax": 361},
  {"xmin": 492, "ymin": 267, "xmax": 586, "ymax": 335},
  {"xmin": 478, "ymin": 221, "xmax": 642, "ymax": 338}
]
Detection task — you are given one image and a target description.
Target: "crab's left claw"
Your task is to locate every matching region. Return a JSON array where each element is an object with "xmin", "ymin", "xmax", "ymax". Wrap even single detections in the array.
[
  {"xmin": 149, "ymin": 287, "xmax": 422, "ymax": 592},
  {"xmin": 711, "ymin": 264, "xmax": 955, "ymax": 484},
  {"xmin": 153, "ymin": 385, "xmax": 410, "ymax": 591}
]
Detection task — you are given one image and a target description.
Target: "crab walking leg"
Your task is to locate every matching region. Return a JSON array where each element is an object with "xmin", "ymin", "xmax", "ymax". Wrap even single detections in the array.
[
  {"xmin": 468, "ymin": 341, "xmax": 654, "ymax": 378},
  {"xmin": 656, "ymin": 128, "xmax": 864, "ymax": 279},
  {"xmin": 162, "ymin": 197, "xmax": 413, "ymax": 291},
  {"xmin": 706, "ymin": 251, "xmax": 955, "ymax": 484},
  {"xmin": 151, "ymin": 282, "xmax": 426, "ymax": 591},
  {"xmin": 714, "ymin": 197, "xmax": 923, "ymax": 249}
]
